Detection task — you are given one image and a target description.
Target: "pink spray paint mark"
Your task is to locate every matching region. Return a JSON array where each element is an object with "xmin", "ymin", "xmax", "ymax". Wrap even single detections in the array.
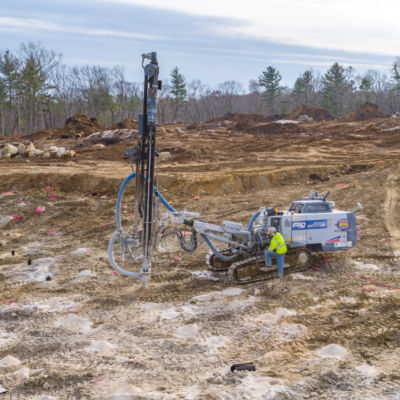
[
  {"xmin": 112, "ymin": 271, "xmax": 117, "ymax": 275},
  {"xmin": 174, "ymin": 256, "xmax": 182, "ymax": 262},
  {"xmin": 49, "ymin": 231, "xmax": 55, "ymax": 236},
  {"xmin": 87, "ymin": 254, "xmax": 92, "ymax": 257},
  {"xmin": 44, "ymin": 186, "xmax": 51, "ymax": 191},
  {"xmin": 193, "ymin": 195, "xmax": 200, "ymax": 200},
  {"xmin": 36, "ymin": 206, "xmax": 43, "ymax": 213},
  {"xmin": 12, "ymin": 215, "xmax": 20, "ymax": 222},
  {"xmin": 49, "ymin": 194, "xmax": 57, "ymax": 199}
]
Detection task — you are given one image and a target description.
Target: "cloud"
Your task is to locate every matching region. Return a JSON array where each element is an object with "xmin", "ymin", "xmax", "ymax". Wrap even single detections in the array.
[
  {"xmin": 0, "ymin": 17, "xmax": 161, "ymax": 40},
  {"xmin": 97, "ymin": 0, "xmax": 400, "ymax": 56}
]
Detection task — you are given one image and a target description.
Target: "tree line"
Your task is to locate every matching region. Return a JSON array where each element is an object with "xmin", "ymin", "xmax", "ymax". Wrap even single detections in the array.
[{"xmin": 1, "ymin": 42, "xmax": 400, "ymax": 137}]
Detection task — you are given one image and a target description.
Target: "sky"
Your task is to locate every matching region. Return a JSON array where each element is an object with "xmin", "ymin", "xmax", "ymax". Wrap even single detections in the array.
[{"xmin": 0, "ymin": 0, "xmax": 399, "ymax": 88}]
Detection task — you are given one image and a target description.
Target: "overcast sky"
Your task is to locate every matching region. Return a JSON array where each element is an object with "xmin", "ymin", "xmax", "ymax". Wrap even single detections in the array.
[{"xmin": 1, "ymin": 0, "xmax": 399, "ymax": 88}]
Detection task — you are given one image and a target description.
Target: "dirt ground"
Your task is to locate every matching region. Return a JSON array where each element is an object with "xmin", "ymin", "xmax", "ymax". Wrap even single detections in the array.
[{"xmin": 1, "ymin": 115, "xmax": 400, "ymax": 399}]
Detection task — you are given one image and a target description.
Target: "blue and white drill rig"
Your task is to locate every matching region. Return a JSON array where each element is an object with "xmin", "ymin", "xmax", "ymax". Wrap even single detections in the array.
[{"xmin": 108, "ymin": 53, "xmax": 362, "ymax": 287}]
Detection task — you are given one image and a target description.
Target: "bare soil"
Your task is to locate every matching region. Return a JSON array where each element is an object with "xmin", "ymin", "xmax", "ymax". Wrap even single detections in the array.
[
  {"xmin": 289, "ymin": 106, "xmax": 335, "ymax": 121},
  {"xmin": 1, "ymin": 115, "xmax": 400, "ymax": 399}
]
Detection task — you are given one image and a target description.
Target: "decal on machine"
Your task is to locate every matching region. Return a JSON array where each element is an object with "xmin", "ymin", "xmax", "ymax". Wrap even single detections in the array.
[
  {"xmin": 292, "ymin": 221, "xmax": 306, "ymax": 230},
  {"xmin": 325, "ymin": 235, "xmax": 341, "ymax": 243},
  {"xmin": 293, "ymin": 219, "xmax": 328, "ymax": 230},
  {"xmin": 336, "ymin": 219, "xmax": 349, "ymax": 231}
]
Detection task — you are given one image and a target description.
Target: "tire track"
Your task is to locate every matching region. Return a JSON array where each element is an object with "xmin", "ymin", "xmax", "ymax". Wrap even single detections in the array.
[{"xmin": 384, "ymin": 171, "xmax": 400, "ymax": 256}]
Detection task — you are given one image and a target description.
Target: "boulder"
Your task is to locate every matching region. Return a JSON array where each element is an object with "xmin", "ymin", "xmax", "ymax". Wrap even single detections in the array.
[
  {"xmin": 159, "ymin": 151, "xmax": 171, "ymax": 160},
  {"xmin": 64, "ymin": 150, "xmax": 76, "ymax": 158},
  {"xmin": 42, "ymin": 152, "xmax": 51, "ymax": 159},
  {"xmin": 0, "ymin": 216, "xmax": 14, "ymax": 229},
  {"xmin": 2, "ymin": 144, "xmax": 18, "ymax": 156},
  {"xmin": 26, "ymin": 151, "xmax": 35, "ymax": 158},
  {"xmin": 46, "ymin": 146, "xmax": 58, "ymax": 154},
  {"xmin": 25, "ymin": 142, "xmax": 35, "ymax": 153},
  {"xmin": 58, "ymin": 147, "xmax": 66, "ymax": 156},
  {"xmin": 93, "ymin": 143, "xmax": 105, "ymax": 150},
  {"xmin": 298, "ymin": 114, "xmax": 313, "ymax": 122},
  {"xmin": 34, "ymin": 149, "xmax": 44, "ymax": 156},
  {"xmin": 79, "ymin": 129, "xmax": 137, "ymax": 146},
  {"xmin": 175, "ymin": 127, "xmax": 184, "ymax": 134},
  {"xmin": 17, "ymin": 143, "xmax": 26, "ymax": 154},
  {"xmin": 0, "ymin": 149, "xmax": 2, "ymax": 158},
  {"xmin": 0, "ymin": 355, "xmax": 22, "ymax": 371}
]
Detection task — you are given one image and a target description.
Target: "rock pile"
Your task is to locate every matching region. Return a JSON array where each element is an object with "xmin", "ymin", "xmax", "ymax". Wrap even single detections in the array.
[
  {"xmin": 78, "ymin": 129, "xmax": 138, "ymax": 146},
  {"xmin": 0, "ymin": 142, "xmax": 76, "ymax": 159}
]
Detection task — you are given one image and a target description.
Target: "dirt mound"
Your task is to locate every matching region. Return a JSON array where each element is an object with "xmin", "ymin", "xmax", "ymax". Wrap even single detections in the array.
[
  {"xmin": 289, "ymin": 105, "xmax": 334, "ymax": 121},
  {"xmin": 207, "ymin": 112, "xmax": 269, "ymax": 124},
  {"xmin": 109, "ymin": 118, "xmax": 138, "ymax": 130},
  {"xmin": 245, "ymin": 122, "xmax": 303, "ymax": 134},
  {"xmin": 206, "ymin": 112, "xmax": 291, "ymax": 131},
  {"xmin": 345, "ymin": 101, "xmax": 388, "ymax": 121},
  {"xmin": 63, "ymin": 113, "xmax": 104, "ymax": 135}
]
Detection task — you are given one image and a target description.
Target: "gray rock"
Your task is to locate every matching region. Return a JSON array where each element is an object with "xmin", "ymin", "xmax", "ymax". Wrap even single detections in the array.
[
  {"xmin": 159, "ymin": 151, "xmax": 171, "ymax": 160},
  {"xmin": 79, "ymin": 129, "xmax": 138, "ymax": 146},
  {"xmin": 0, "ymin": 216, "xmax": 14, "ymax": 229},
  {"xmin": 42, "ymin": 152, "xmax": 50, "ymax": 159},
  {"xmin": 17, "ymin": 143, "xmax": 25, "ymax": 154},
  {"xmin": 298, "ymin": 114, "xmax": 313, "ymax": 122},
  {"xmin": 25, "ymin": 142, "xmax": 35, "ymax": 153},
  {"xmin": 2, "ymin": 144, "xmax": 18, "ymax": 156},
  {"xmin": 0, "ymin": 355, "xmax": 21, "ymax": 370},
  {"xmin": 175, "ymin": 127, "xmax": 184, "ymax": 134},
  {"xmin": 34, "ymin": 149, "xmax": 44, "ymax": 156},
  {"xmin": 46, "ymin": 145, "xmax": 58, "ymax": 153},
  {"xmin": 58, "ymin": 147, "xmax": 66, "ymax": 155},
  {"xmin": 64, "ymin": 150, "xmax": 76, "ymax": 158}
]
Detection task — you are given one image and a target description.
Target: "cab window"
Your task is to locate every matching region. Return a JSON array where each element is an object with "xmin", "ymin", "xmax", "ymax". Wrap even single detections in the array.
[
  {"xmin": 303, "ymin": 203, "xmax": 329, "ymax": 213},
  {"xmin": 289, "ymin": 203, "xmax": 303, "ymax": 213}
]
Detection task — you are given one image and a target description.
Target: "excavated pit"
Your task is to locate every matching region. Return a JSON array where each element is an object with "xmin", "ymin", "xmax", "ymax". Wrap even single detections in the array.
[{"xmin": 1, "ymin": 120, "xmax": 400, "ymax": 399}]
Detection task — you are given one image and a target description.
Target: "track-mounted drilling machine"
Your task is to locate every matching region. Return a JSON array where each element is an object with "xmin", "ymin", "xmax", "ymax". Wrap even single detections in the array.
[{"xmin": 108, "ymin": 53, "xmax": 362, "ymax": 287}]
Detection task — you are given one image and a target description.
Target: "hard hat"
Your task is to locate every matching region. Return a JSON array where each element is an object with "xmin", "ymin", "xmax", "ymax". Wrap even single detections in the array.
[{"xmin": 268, "ymin": 227, "xmax": 276, "ymax": 234}]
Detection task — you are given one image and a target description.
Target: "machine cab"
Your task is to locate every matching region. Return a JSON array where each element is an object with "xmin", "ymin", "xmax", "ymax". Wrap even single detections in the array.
[
  {"xmin": 286, "ymin": 191, "xmax": 357, "ymax": 251},
  {"xmin": 288, "ymin": 191, "xmax": 334, "ymax": 214}
]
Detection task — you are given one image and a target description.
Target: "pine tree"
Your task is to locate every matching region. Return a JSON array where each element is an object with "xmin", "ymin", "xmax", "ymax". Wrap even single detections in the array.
[
  {"xmin": 170, "ymin": 66, "xmax": 186, "ymax": 121},
  {"xmin": 258, "ymin": 66, "xmax": 283, "ymax": 114},
  {"xmin": 359, "ymin": 75, "xmax": 373, "ymax": 102},
  {"xmin": 322, "ymin": 62, "xmax": 348, "ymax": 117}
]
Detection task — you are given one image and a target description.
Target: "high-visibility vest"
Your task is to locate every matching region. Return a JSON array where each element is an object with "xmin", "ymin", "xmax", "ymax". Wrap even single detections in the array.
[{"xmin": 268, "ymin": 232, "xmax": 287, "ymax": 254}]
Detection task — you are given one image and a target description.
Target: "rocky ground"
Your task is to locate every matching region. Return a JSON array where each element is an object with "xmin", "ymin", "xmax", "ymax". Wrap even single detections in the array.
[{"xmin": 1, "ymin": 112, "xmax": 400, "ymax": 399}]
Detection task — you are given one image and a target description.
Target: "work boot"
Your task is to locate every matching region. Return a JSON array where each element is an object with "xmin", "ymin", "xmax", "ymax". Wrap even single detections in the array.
[{"xmin": 260, "ymin": 264, "xmax": 272, "ymax": 272}]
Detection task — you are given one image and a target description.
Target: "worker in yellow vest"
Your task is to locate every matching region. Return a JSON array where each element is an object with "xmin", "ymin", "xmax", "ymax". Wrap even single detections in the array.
[{"xmin": 261, "ymin": 227, "xmax": 287, "ymax": 277}]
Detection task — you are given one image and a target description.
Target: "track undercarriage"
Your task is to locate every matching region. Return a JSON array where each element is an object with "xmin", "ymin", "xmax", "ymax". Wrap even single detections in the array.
[{"xmin": 207, "ymin": 248, "xmax": 313, "ymax": 284}]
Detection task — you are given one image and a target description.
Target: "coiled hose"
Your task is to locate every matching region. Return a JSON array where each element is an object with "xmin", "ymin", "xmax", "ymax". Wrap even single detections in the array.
[{"xmin": 108, "ymin": 173, "xmax": 177, "ymax": 279}]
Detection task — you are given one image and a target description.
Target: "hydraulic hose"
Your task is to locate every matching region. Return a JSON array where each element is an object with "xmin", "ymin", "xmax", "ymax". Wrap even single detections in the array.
[
  {"xmin": 108, "ymin": 230, "xmax": 143, "ymax": 278},
  {"xmin": 247, "ymin": 211, "xmax": 261, "ymax": 231},
  {"xmin": 115, "ymin": 173, "xmax": 176, "ymax": 229},
  {"xmin": 109, "ymin": 173, "xmax": 177, "ymax": 279},
  {"xmin": 200, "ymin": 233, "xmax": 239, "ymax": 262}
]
